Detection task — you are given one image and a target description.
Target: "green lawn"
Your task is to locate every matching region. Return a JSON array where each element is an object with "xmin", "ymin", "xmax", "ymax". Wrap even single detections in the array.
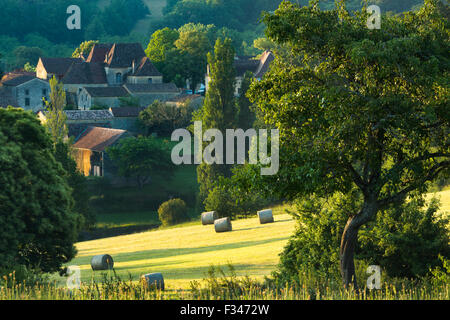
[
  {"xmin": 64, "ymin": 190, "xmax": 449, "ymax": 291},
  {"xmin": 61, "ymin": 203, "xmax": 295, "ymax": 290}
]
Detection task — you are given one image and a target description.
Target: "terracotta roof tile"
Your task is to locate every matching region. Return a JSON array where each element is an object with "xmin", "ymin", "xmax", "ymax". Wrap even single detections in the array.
[
  {"xmin": 132, "ymin": 57, "xmax": 162, "ymax": 77},
  {"xmin": 62, "ymin": 62, "xmax": 107, "ymax": 84},
  {"xmin": 39, "ymin": 57, "xmax": 82, "ymax": 76},
  {"xmin": 1, "ymin": 72, "xmax": 37, "ymax": 86},
  {"xmin": 86, "ymin": 43, "xmax": 113, "ymax": 63},
  {"xmin": 73, "ymin": 126, "xmax": 128, "ymax": 152},
  {"xmin": 106, "ymin": 43, "xmax": 146, "ymax": 68}
]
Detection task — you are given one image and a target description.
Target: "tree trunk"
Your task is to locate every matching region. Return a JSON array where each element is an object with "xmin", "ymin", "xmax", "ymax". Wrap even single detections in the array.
[
  {"xmin": 340, "ymin": 199, "xmax": 379, "ymax": 289},
  {"xmin": 340, "ymin": 217, "xmax": 359, "ymax": 289}
]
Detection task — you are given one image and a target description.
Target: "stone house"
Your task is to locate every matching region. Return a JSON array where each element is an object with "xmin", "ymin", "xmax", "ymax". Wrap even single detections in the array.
[
  {"xmin": 78, "ymin": 86, "xmax": 129, "ymax": 109},
  {"xmin": 36, "ymin": 57, "xmax": 82, "ymax": 81},
  {"xmin": 37, "ymin": 109, "xmax": 114, "ymax": 139},
  {"xmin": 0, "ymin": 71, "xmax": 50, "ymax": 112},
  {"xmin": 122, "ymin": 83, "xmax": 180, "ymax": 106},
  {"xmin": 72, "ymin": 126, "xmax": 131, "ymax": 177},
  {"xmin": 108, "ymin": 106, "xmax": 145, "ymax": 134},
  {"xmin": 35, "ymin": 43, "xmax": 180, "ymax": 109}
]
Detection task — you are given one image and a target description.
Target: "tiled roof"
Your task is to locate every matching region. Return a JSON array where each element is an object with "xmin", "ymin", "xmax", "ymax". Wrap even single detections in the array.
[
  {"xmin": 73, "ymin": 126, "xmax": 128, "ymax": 152},
  {"xmin": 86, "ymin": 43, "xmax": 113, "ymax": 63},
  {"xmin": 124, "ymin": 83, "xmax": 180, "ymax": 94},
  {"xmin": 254, "ymin": 51, "xmax": 275, "ymax": 78},
  {"xmin": 234, "ymin": 59, "xmax": 260, "ymax": 77},
  {"xmin": 132, "ymin": 57, "xmax": 162, "ymax": 77},
  {"xmin": 109, "ymin": 106, "xmax": 145, "ymax": 118},
  {"xmin": 62, "ymin": 62, "xmax": 107, "ymax": 84},
  {"xmin": 65, "ymin": 109, "xmax": 114, "ymax": 121},
  {"xmin": 1, "ymin": 72, "xmax": 37, "ymax": 86},
  {"xmin": 105, "ymin": 43, "xmax": 146, "ymax": 68},
  {"xmin": 232, "ymin": 51, "xmax": 274, "ymax": 78},
  {"xmin": 68, "ymin": 123, "xmax": 111, "ymax": 139},
  {"xmin": 84, "ymin": 86, "xmax": 129, "ymax": 97},
  {"xmin": 39, "ymin": 57, "xmax": 82, "ymax": 76}
]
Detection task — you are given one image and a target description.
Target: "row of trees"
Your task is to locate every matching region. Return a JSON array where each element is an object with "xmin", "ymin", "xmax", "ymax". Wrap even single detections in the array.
[{"xmin": 144, "ymin": 23, "xmax": 262, "ymax": 90}]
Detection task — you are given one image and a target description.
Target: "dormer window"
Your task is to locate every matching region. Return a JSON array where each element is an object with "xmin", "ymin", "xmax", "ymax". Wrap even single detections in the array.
[{"xmin": 116, "ymin": 73, "xmax": 122, "ymax": 84}]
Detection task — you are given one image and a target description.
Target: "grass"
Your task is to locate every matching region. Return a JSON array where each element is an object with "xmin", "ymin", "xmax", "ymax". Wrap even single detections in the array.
[
  {"xmin": 59, "ymin": 205, "xmax": 296, "ymax": 290},
  {"xmin": 1, "ymin": 191, "xmax": 448, "ymax": 300},
  {"xmin": 77, "ymin": 190, "xmax": 450, "ymax": 292}
]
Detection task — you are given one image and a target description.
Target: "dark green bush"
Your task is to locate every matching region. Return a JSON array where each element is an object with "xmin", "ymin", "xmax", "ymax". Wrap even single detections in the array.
[{"xmin": 158, "ymin": 198, "xmax": 188, "ymax": 226}]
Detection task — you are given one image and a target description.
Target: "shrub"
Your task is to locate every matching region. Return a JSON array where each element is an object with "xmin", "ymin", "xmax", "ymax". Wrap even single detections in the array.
[
  {"xmin": 205, "ymin": 169, "xmax": 273, "ymax": 219},
  {"xmin": 158, "ymin": 198, "xmax": 188, "ymax": 226}
]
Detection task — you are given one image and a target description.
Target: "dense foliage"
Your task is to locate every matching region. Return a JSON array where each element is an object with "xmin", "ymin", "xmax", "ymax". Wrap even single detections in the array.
[
  {"xmin": 158, "ymin": 198, "xmax": 189, "ymax": 226},
  {"xmin": 107, "ymin": 136, "xmax": 176, "ymax": 188},
  {"xmin": 139, "ymin": 100, "xmax": 194, "ymax": 136},
  {"xmin": 274, "ymin": 192, "xmax": 449, "ymax": 285},
  {"xmin": 247, "ymin": 0, "xmax": 449, "ymax": 286},
  {"xmin": 195, "ymin": 38, "xmax": 237, "ymax": 207},
  {"xmin": 0, "ymin": 107, "xmax": 81, "ymax": 273}
]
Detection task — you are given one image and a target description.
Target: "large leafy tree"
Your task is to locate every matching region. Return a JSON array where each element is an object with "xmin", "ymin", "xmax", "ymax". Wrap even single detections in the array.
[
  {"xmin": 195, "ymin": 38, "xmax": 237, "ymax": 206},
  {"xmin": 248, "ymin": 0, "xmax": 449, "ymax": 288},
  {"xmin": 107, "ymin": 137, "xmax": 176, "ymax": 188},
  {"xmin": 0, "ymin": 107, "xmax": 81, "ymax": 273}
]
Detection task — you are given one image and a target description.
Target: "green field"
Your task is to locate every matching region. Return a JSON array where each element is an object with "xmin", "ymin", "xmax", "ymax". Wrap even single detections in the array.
[
  {"xmin": 63, "ymin": 203, "xmax": 295, "ymax": 290},
  {"xmin": 57, "ymin": 189, "xmax": 450, "ymax": 291}
]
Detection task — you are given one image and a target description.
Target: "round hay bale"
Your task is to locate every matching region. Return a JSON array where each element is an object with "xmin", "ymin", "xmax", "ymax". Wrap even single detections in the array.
[
  {"xmin": 90, "ymin": 254, "xmax": 114, "ymax": 271},
  {"xmin": 214, "ymin": 217, "xmax": 232, "ymax": 233},
  {"xmin": 141, "ymin": 273, "xmax": 165, "ymax": 290},
  {"xmin": 201, "ymin": 211, "xmax": 218, "ymax": 225},
  {"xmin": 257, "ymin": 209, "xmax": 274, "ymax": 224}
]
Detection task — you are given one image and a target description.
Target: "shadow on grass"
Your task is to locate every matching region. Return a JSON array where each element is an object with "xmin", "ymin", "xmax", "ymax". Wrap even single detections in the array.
[{"xmin": 100, "ymin": 237, "xmax": 290, "ymax": 265}]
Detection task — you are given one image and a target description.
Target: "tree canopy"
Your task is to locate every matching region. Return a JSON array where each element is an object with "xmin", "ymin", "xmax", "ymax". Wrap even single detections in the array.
[
  {"xmin": 247, "ymin": 0, "xmax": 449, "ymax": 287},
  {"xmin": 0, "ymin": 107, "xmax": 81, "ymax": 273},
  {"xmin": 107, "ymin": 137, "xmax": 176, "ymax": 188}
]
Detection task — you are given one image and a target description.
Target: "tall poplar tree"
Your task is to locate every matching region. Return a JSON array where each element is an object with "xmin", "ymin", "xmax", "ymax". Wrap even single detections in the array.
[
  {"xmin": 197, "ymin": 38, "xmax": 237, "ymax": 206},
  {"xmin": 45, "ymin": 76, "xmax": 67, "ymax": 142}
]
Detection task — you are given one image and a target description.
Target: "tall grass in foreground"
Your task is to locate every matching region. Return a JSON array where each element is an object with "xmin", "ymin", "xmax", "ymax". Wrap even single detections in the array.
[{"xmin": 0, "ymin": 266, "xmax": 448, "ymax": 300}]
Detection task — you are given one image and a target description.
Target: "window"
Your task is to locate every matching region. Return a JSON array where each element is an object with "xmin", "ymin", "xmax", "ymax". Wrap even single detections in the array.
[
  {"xmin": 93, "ymin": 166, "xmax": 102, "ymax": 177},
  {"xmin": 25, "ymin": 89, "xmax": 29, "ymax": 95},
  {"xmin": 148, "ymin": 78, "xmax": 153, "ymax": 84},
  {"xmin": 25, "ymin": 98, "xmax": 30, "ymax": 106},
  {"xmin": 116, "ymin": 72, "xmax": 122, "ymax": 84}
]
